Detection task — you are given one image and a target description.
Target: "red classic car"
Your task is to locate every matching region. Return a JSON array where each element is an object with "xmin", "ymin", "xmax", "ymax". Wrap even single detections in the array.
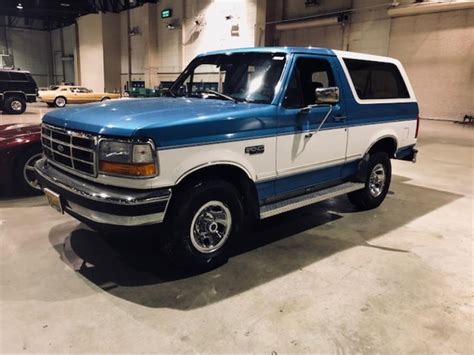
[{"xmin": 0, "ymin": 123, "xmax": 42, "ymax": 194}]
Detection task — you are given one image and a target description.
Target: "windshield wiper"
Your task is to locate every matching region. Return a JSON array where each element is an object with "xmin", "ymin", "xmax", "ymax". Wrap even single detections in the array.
[
  {"xmin": 197, "ymin": 90, "xmax": 238, "ymax": 103},
  {"xmin": 165, "ymin": 89, "xmax": 177, "ymax": 97}
]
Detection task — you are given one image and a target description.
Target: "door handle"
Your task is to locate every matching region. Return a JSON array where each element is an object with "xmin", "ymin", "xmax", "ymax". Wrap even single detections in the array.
[{"xmin": 334, "ymin": 115, "xmax": 346, "ymax": 122}]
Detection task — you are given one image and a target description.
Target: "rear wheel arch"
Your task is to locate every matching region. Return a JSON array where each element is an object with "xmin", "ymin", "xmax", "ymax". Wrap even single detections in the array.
[
  {"xmin": 3, "ymin": 91, "xmax": 27, "ymax": 100},
  {"xmin": 366, "ymin": 136, "xmax": 398, "ymax": 158},
  {"xmin": 355, "ymin": 136, "xmax": 397, "ymax": 183}
]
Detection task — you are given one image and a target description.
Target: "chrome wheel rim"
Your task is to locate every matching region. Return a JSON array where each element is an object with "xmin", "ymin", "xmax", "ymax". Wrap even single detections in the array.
[
  {"xmin": 190, "ymin": 200, "xmax": 232, "ymax": 254},
  {"xmin": 11, "ymin": 100, "xmax": 22, "ymax": 112},
  {"xmin": 369, "ymin": 163, "xmax": 386, "ymax": 197},
  {"xmin": 56, "ymin": 97, "xmax": 66, "ymax": 107},
  {"xmin": 23, "ymin": 153, "xmax": 42, "ymax": 190}
]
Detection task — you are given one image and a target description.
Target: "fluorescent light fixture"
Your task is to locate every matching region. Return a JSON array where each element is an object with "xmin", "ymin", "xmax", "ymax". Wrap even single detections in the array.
[{"xmin": 17, "ymin": 2, "xmax": 23, "ymax": 9}]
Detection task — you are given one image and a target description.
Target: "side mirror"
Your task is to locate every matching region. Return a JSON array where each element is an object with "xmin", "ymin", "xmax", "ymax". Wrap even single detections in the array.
[{"xmin": 315, "ymin": 87, "xmax": 339, "ymax": 104}]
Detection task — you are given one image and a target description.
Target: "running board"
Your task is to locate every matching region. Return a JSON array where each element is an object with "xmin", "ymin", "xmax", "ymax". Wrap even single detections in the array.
[{"xmin": 259, "ymin": 182, "xmax": 364, "ymax": 219}]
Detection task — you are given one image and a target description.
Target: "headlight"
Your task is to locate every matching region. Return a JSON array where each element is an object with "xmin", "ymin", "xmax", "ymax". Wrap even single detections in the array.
[{"xmin": 99, "ymin": 140, "xmax": 157, "ymax": 177}]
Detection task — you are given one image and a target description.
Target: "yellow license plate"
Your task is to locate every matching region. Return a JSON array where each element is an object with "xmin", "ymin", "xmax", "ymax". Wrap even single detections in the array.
[{"xmin": 44, "ymin": 188, "xmax": 63, "ymax": 214}]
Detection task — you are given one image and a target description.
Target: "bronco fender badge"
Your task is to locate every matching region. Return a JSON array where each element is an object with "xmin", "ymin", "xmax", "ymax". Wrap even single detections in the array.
[{"xmin": 245, "ymin": 145, "xmax": 265, "ymax": 155}]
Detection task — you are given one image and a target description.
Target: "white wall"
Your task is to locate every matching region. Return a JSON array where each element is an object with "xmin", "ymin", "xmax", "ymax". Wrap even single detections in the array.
[
  {"xmin": 271, "ymin": 0, "xmax": 474, "ymax": 121},
  {"xmin": 0, "ymin": 27, "xmax": 52, "ymax": 87},
  {"xmin": 102, "ymin": 13, "xmax": 121, "ymax": 92},
  {"xmin": 50, "ymin": 24, "xmax": 76, "ymax": 85},
  {"xmin": 120, "ymin": 0, "xmax": 262, "ymax": 88},
  {"xmin": 77, "ymin": 14, "xmax": 105, "ymax": 92},
  {"xmin": 389, "ymin": 9, "xmax": 474, "ymax": 121}
]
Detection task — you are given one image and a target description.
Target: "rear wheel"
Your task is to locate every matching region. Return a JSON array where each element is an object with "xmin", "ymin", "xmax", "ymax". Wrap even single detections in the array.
[
  {"xmin": 101, "ymin": 97, "xmax": 110, "ymax": 102},
  {"xmin": 348, "ymin": 151, "xmax": 391, "ymax": 210},
  {"xmin": 54, "ymin": 96, "xmax": 67, "ymax": 108},
  {"xmin": 160, "ymin": 179, "xmax": 243, "ymax": 271},
  {"xmin": 3, "ymin": 96, "xmax": 26, "ymax": 114}
]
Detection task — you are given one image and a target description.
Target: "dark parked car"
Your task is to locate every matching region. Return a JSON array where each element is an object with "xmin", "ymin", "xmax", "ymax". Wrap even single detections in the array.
[
  {"xmin": 0, "ymin": 69, "xmax": 38, "ymax": 114},
  {"xmin": 0, "ymin": 123, "xmax": 42, "ymax": 194}
]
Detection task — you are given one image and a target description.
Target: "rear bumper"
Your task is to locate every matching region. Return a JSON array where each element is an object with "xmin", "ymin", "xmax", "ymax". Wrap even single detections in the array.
[
  {"xmin": 34, "ymin": 158, "xmax": 172, "ymax": 227},
  {"xmin": 395, "ymin": 144, "xmax": 418, "ymax": 163}
]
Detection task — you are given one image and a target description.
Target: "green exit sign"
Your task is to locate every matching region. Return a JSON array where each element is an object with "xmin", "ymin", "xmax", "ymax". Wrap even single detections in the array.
[{"xmin": 161, "ymin": 8, "xmax": 172, "ymax": 19}]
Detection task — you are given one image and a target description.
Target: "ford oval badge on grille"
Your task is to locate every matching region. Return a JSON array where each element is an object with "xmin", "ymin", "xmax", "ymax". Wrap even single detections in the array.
[{"xmin": 57, "ymin": 144, "xmax": 64, "ymax": 152}]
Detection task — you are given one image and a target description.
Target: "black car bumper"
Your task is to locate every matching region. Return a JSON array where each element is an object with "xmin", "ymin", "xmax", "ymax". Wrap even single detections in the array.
[{"xmin": 35, "ymin": 158, "xmax": 172, "ymax": 227}]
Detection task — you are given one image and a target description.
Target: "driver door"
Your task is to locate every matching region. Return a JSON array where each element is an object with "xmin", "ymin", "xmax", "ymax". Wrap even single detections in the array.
[{"xmin": 276, "ymin": 55, "xmax": 348, "ymax": 196}]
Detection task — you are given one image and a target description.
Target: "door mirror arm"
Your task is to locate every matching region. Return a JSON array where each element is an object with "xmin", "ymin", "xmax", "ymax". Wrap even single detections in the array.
[
  {"xmin": 299, "ymin": 86, "xmax": 340, "ymax": 138},
  {"xmin": 302, "ymin": 104, "xmax": 334, "ymax": 138}
]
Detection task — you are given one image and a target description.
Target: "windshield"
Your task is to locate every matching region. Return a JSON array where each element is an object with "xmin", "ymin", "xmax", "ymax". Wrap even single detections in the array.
[{"xmin": 169, "ymin": 52, "xmax": 287, "ymax": 104}]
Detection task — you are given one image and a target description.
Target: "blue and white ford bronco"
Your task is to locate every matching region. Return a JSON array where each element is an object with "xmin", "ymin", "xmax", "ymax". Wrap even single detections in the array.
[{"xmin": 36, "ymin": 47, "xmax": 418, "ymax": 269}]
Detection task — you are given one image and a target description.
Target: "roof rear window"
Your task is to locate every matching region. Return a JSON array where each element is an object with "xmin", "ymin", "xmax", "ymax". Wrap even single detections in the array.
[{"xmin": 344, "ymin": 58, "xmax": 409, "ymax": 100}]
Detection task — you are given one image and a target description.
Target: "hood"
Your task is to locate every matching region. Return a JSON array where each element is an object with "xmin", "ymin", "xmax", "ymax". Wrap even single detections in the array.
[{"xmin": 42, "ymin": 97, "xmax": 277, "ymax": 147}]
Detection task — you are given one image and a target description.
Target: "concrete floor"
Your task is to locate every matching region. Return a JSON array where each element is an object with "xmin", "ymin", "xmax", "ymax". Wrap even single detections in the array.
[{"xmin": 0, "ymin": 105, "xmax": 472, "ymax": 353}]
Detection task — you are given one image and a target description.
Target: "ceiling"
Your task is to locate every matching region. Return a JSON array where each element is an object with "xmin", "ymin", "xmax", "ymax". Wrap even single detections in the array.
[{"xmin": 0, "ymin": 0, "xmax": 159, "ymax": 30}]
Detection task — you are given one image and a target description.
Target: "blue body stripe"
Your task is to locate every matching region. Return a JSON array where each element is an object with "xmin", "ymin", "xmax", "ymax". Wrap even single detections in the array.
[{"xmin": 256, "ymin": 159, "xmax": 360, "ymax": 203}]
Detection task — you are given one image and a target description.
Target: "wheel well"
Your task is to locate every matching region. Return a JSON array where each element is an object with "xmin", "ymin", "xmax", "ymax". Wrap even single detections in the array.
[
  {"xmin": 368, "ymin": 137, "xmax": 397, "ymax": 158},
  {"xmin": 3, "ymin": 92, "xmax": 26, "ymax": 100},
  {"xmin": 177, "ymin": 164, "xmax": 259, "ymax": 218}
]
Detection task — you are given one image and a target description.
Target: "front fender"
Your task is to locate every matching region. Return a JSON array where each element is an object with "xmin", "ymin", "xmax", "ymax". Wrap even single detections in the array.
[{"xmin": 153, "ymin": 137, "xmax": 276, "ymax": 188}]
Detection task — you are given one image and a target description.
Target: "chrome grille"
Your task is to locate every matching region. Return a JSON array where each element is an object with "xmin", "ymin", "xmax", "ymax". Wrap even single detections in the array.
[{"xmin": 41, "ymin": 124, "xmax": 97, "ymax": 176}]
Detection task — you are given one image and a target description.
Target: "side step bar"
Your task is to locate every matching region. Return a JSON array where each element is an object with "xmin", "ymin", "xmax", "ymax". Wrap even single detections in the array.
[{"xmin": 259, "ymin": 182, "xmax": 364, "ymax": 219}]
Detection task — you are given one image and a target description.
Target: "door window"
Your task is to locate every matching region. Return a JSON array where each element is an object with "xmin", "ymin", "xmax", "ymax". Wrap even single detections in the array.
[{"xmin": 283, "ymin": 57, "xmax": 336, "ymax": 108}]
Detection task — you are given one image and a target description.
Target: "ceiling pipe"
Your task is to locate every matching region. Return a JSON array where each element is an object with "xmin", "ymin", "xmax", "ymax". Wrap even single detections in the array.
[
  {"xmin": 388, "ymin": 1, "xmax": 474, "ymax": 17},
  {"xmin": 275, "ymin": 15, "xmax": 346, "ymax": 31}
]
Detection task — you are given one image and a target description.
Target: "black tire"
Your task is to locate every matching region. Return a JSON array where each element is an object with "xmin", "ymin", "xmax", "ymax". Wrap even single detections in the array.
[
  {"xmin": 348, "ymin": 151, "xmax": 391, "ymax": 210},
  {"xmin": 160, "ymin": 179, "xmax": 243, "ymax": 271},
  {"xmin": 54, "ymin": 96, "xmax": 67, "ymax": 108},
  {"xmin": 3, "ymin": 96, "xmax": 26, "ymax": 114},
  {"xmin": 101, "ymin": 97, "xmax": 110, "ymax": 102},
  {"xmin": 14, "ymin": 146, "xmax": 43, "ymax": 195}
]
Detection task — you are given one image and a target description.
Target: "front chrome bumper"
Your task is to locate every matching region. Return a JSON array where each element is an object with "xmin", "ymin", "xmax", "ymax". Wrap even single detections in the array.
[{"xmin": 35, "ymin": 158, "xmax": 172, "ymax": 227}]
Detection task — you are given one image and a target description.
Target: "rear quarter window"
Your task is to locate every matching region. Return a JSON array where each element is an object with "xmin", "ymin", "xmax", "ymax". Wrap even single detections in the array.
[{"xmin": 344, "ymin": 58, "xmax": 410, "ymax": 100}]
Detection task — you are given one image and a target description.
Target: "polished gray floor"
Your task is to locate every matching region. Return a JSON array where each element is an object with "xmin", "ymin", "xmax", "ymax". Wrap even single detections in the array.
[{"xmin": 0, "ymin": 113, "xmax": 472, "ymax": 353}]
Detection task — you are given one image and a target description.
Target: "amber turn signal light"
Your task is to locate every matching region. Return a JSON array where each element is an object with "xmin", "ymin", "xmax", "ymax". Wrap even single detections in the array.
[{"xmin": 100, "ymin": 161, "xmax": 157, "ymax": 177}]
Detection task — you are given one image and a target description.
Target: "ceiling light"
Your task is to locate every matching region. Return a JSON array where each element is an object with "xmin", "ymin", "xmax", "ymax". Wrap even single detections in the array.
[
  {"xmin": 60, "ymin": 3, "xmax": 70, "ymax": 7},
  {"xmin": 17, "ymin": 3, "xmax": 23, "ymax": 9}
]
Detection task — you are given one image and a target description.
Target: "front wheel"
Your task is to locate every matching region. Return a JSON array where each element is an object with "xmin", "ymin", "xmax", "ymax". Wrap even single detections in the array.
[
  {"xmin": 54, "ymin": 96, "xmax": 67, "ymax": 108},
  {"xmin": 348, "ymin": 151, "xmax": 391, "ymax": 210},
  {"xmin": 14, "ymin": 146, "xmax": 43, "ymax": 194},
  {"xmin": 160, "ymin": 179, "xmax": 243, "ymax": 271}
]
